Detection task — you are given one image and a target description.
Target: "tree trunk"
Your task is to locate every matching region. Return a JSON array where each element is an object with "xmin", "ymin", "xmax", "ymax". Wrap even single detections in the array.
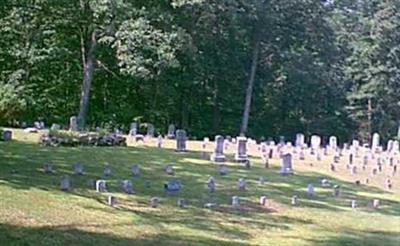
[
  {"xmin": 77, "ymin": 30, "xmax": 97, "ymax": 130},
  {"xmin": 240, "ymin": 39, "xmax": 260, "ymax": 135},
  {"xmin": 212, "ymin": 80, "xmax": 220, "ymax": 133}
]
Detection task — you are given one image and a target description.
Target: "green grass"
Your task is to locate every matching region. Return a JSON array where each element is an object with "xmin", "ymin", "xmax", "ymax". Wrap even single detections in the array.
[{"xmin": 1, "ymin": 129, "xmax": 399, "ymax": 245}]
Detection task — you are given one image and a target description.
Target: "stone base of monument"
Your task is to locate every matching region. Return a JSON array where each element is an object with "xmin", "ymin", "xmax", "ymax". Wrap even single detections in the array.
[
  {"xmin": 234, "ymin": 154, "xmax": 248, "ymax": 162},
  {"xmin": 210, "ymin": 154, "xmax": 226, "ymax": 162},
  {"xmin": 279, "ymin": 168, "xmax": 294, "ymax": 175},
  {"xmin": 167, "ymin": 134, "xmax": 175, "ymax": 139},
  {"xmin": 175, "ymin": 149, "xmax": 187, "ymax": 153}
]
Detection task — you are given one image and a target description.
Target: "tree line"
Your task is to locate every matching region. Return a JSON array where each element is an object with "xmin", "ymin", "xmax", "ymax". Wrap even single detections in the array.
[{"xmin": 1, "ymin": 0, "xmax": 399, "ymax": 142}]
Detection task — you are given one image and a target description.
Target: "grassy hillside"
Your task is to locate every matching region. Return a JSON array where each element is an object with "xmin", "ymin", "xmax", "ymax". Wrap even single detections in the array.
[{"xmin": 0, "ymin": 129, "xmax": 399, "ymax": 245}]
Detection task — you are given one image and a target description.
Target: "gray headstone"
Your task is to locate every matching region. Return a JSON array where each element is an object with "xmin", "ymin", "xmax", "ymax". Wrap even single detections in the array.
[
  {"xmin": 150, "ymin": 197, "xmax": 160, "ymax": 208},
  {"xmin": 234, "ymin": 137, "xmax": 248, "ymax": 162},
  {"xmin": 210, "ymin": 135, "xmax": 226, "ymax": 162},
  {"xmin": 108, "ymin": 195, "xmax": 117, "ymax": 206},
  {"xmin": 60, "ymin": 175, "xmax": 71, "ymax": 191},
  {"xmin": 131, "ymin": 164, "xmax": 141, "ymax": 176},
  {"xmin": 69, "ymin": 116, "xmax": 78, "ymax": 131},
  {"xmin": 260, "ymin": 196, "xmax": 268, "ymax": 207},
  {"xmin": 280, "ymin": 153, "xmax": 294, "ymax": 175},
  {"xmin": 167, "ymin": 124, "xmax": 175, "ymax": 139},
  {"xmin": 96, "ymin": 180, "xmax": 107, "ymax": 192},
  {"xmin": 175, "ymin": 129, "xmax": 187, "ymax": 152},
  {"xmin": 146, "ymin": 124, "xmax": 155, "ymax": 138},
  {"xmin": 295, "ymin": 133, "xmax": 305, "ymax": 147},
  {"xmin": 2, "ymin": 130, "xmax": 12, "ymax": 141},
  {"xmin": 237, "ymin": 178, "xmax": 246, "ymax": 191},
  {"xmin": 74, "ymin": 163, "xmax": 84, "ymax": 175},
  {"xmin": 232, "ymin": 196, "xmax": 240, "ymax": 207},
  {"xmin": 130, "ymin": 123, "xmax": 138, "ymax": 136},
  {"xmin": 121, "ymin": 179, "xmax": 134, "ymax": 194},
  {"xmin": 207, "ymin": 176, "xmax": 216, "ymax": 193}
]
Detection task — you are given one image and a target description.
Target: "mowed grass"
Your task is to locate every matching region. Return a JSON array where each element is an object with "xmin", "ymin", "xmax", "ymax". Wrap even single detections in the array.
[{"xmin": 0, "ymin": 129, "xmax": 399, "ymax": 246}]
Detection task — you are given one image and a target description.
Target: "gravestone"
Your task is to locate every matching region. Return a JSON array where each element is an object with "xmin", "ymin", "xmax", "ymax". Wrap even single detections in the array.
[
  {"xmin": 165, "ymin": 165, "xmax": 174, "ymax": 175},
  {"xmin": 373, "ymin": 199, "xmax": 380, "ymax": 208},
  {"xmin": 330, "ymin": 163, "xmax": 336, "ymax": 172},
  {"xmin": 350, "ymin": 165, "xmax": 357, "ymax": 175},
  {"xmin": 177, "ymin": 198, "xmax": 186, "ymax": 208},
  {"xmin": 372, "ymin": 133, "xmax": 380, "ymax": 151},
  {"xmin": 351, "ymin": 200, "xmax": 357, "ymax": 208},
  {"xmin": 108, "ymin": 196, "xmax": 117, "ymax": 207},
  {"xmin": 237, "ymin": 178, "xmax": 246, "ymax": 191},
  {"xmin": 291, "ymin": 195, "xmax": 299, "ymax": 206},
  {"xmin": 69, "ymin": 116, "xmax": 78, "ymax": 131},
  {"xmin": 150, "ymin": 197, "xmax": 160, "ymax": 208},
  {"xmin": 2, "ymin": 130, "xmax": 12, "ymax": 141},
  {"xmin": 307, "ymin": 184, "xmax": 315, "ymax": 195},
  {"xmin": 157, "ymin": 135, "xmax": 163, "ymax": 148},
  {"xmin": 164, "ymin": 179, "xmax": 182, "ymax": 193},
  {"xmin": 232, "ymin": 196, "xmax": 240, "ymax": 207},
  {"xmin": 60, "ymin": 175, "xmax": 71, "ymax": 191},
  {"xmin": 131, "ymin": 164, "xmax": 141, "ymax": 176},
  {"xmin": 349, "ymin": 153, "xmax": 354, "ymax": 165},
  {"xmin": 74, "ymin": 162, "xmax": 84, "ymax": 175},
  {"xmin": 387, "ymin": 140, "xmax": 394, "ymax": 152},
  {"xmin": 260, "ymin": 196, "xmax": 268, "ymax": 207},
  {"xmin": 311, "ymin": 135, "xmax": 321, "ymax": 151},
  {"xmin": 234, "ymin": 137, "xmax": 248, "ymax": 162},
  {"xmin": 259, "ymin": 176, "xmax": 266, "ymax": 185},
  {"xmin": 329, "ymin": 136, "xmax": 337, "ymax": 150},
  {"xmin": 333, "ymin": 185, "xmax": 341, "ymax": 197},
  {"xmin": 51, "ymin": 124, "xmax": 61, "ymax": 130},
  {"xmin": 96, "ymin": 180, "xmax": 107, "ymax": 192},
  {"xmin": 295, "ymin": 133, "xmax": 305, "ymax": 147},
  {"xmin": 175, "ymin": 129, "xmax": 187, "ymax": 152},
  {"xmin": 218, "ymin": 164, "xmax": 228, "ymax": 175},
  {"xmin": 280, "ymin": 153, "xmax": 294, "ymax": 175},
  {"xmin": 207, "ymin": 176, "xmax": 216, "ymax": 193},
  {"xmin": 43, "ymin": 163, "xmax": 55, "ymax": 174},
  {"xmin": 146, "ymin": 124, "xmax": 155, "ymax": 137},
  {"xmin": 299, "ymin": 150, "xmax": 305, "ymax": 160},
  {"xmin": 321, "ymin": 179, "xmax": 331, "ymax": 187},
  {"xmin": 121, "ymin": 180, "xmax": 134, "ymax": 194},
  {"xmin": 104, "ymin": 164, "xmax": 112, "ymax": 176},
  {"xmin": 167, "ymin": 124, "xmax": 175, "ymax": 139},
  {"xmin": 385, "ymin": 178, "xmax": 392, "ymax": 189},
  {"xmin": 129, "ymin": 123, "xmax": 138, "ymax": 136},
  {"xmin": 210, "ymin": 135, "xmax": 226, "ymax": 162}
]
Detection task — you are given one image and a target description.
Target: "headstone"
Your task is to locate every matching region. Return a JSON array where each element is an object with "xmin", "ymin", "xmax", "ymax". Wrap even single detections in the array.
[
  {"xmin": 207, "ymin": 176, "xmax": 216, "ymax": 193},
  {"xmin": 218, "ymin": 164, "xmax": 228, "ymax": 175},
  {"xmin": 330, "ymin": 163, "xmax": 336, "ymax": 172},
  {"xmin": 96, "ymin": 180, "xmax": 107, "ymax": 192},
  {"xmin": 104, "ymin": 164, "xmax": 112, "ymax": 176},
  {"xmin": 291, "ymin": 195, "xmax": 299, "ymax": 206},
  {"xmin": 177, "ymin": 198, "xmax": 186, "ymax": 208},
  {"xmin": 157, "ymin": 135, "xmax": 163, "ymax": 148},
  {"xmin": 167, "ymin": 124, "xmax": 175, "ymax": 139},
  {"xmin": 108, "ymin": 195, "xmax": 116, "ymax": 207},
  {"xmin": 60, "ymin": 175, "xmax": 71, "ymax": 191},
  {"xmin": 259, "ymin": 176, "xmax": 266, "ymax": 185},
  {"xmin": 150, "ymin": 197, "xmax": 160, "ymax": 208},
  {"xmin": 43, "ymin": 163, "xmax": 55, "ymax": 174},
  {"xmin": 329, "ymin": 136, "xmax": 337, "ymax": 150},
  {"xmin": 321, "ymin": 179, "xmax": 331, "ymax": 187},
  {"xmin": 129, "ymin": 123, "xmax": 138, "ymax": 136},
  {"xmin": 349, "ymin": 153, "xmax": 354, "ymax": 165},
  {"xmin": 260, "ymin": 196, "xmax": 268, "ymax": 207},
  {"xmin": 165, "ymin": 165, "xmax": 174, "ymax": 175},
  {"xmin": 175, "ymin": 129, "xmax": 187, "ymax": 152},
  {"xmin": 311, "ymin": 135, "xmax": 321, "ymax": 151},
  {"xmin": 237, "ymin": 178, "xmax": 246, "ymax": 191},
  {"xmin": 51, "ymin": 124, "xmax": 61, "ymax": 130},
  {"xmin": 333, "ymin": 185, "xmax": 341, "ymax": 197},
  {"xmin": 299, "ymin": 150, "xmax": 305, "ymax": 160},
  {"xmin": 231, "ymin": 196, "xmax": 240, "ymax": 207},
  {"xmin": 69, "ymin": 116, "xmax": 78, "ymax": 131},
  {"xmin": 2, "ymin": 130, "xmax": 12, "ymax": 141},
  {"xmin": 146, "ymin": 124, "xmax": 155, "ymax": 137},
  {"xmin": 164, "ymin": 179, "xmax": 182, "ymax": 193},
  {"xmin": 74, "ymin": 162, "xmax": 84, "ymax": 175},
  {"xmin": 372, "ymin": 133, "xmax": 380, "ymax": 151},
  {"xmin": 373, "ymin": 199, "xmax": 380, "ymax": 208},
  {"xmin": 350, "ymin": 165, "xmax": 357, "ymax": 175},
  {"xmin": 385, "ymin": 178, "xmax": 392, "ymax": 189},
  {"xmin": 295, "ymin": 133, "xmax": 305, "ymax": 147},
  {"xmin": 262, "ymin": 155, "xmax": 269, "ymax": 168},
  {"xmin": 234, "ymin": 137, "xmax": 248, "ymax": 162},
  {"xmin": 306, "ymin": 184, "xmax": 315, "ymax": 195},
  {"xmin": 121, "ymin": 179, "xmax": 134, "ymax": 194},
  {"xmin": 131, "ymin": 164, "xmax": 141, "ymax": 176},
  {"xmin": 280, "ymin": 153, "xmax": 294, "ymax": 175},
  {"xmin": 351, "ymin": 200, "xmax": 357, "ymax": 209},
  {"xmin": 210, "ymin": 135, "xmax": 226, "ymax": 162}
]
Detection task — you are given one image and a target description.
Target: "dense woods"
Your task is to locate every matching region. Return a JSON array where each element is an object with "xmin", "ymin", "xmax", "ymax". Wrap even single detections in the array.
[{"xmin": 1, "ymin": 0, "xmax": 400, "ymax": 142}]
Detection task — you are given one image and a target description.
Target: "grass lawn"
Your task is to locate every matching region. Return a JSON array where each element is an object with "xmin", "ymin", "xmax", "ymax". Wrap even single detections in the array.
[{"xmin": 0, "ymin": 129, "xmax": 399, "ymax": 245}]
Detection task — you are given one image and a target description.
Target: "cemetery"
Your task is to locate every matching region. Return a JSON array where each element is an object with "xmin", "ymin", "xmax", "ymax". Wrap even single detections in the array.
[
  {"xmin": 1, "ymin": 1, "xmax": 400, "ymax": 245},
  {"xmin": 0, "ymin": 127, "xmax": 399, "ymax": 246}
]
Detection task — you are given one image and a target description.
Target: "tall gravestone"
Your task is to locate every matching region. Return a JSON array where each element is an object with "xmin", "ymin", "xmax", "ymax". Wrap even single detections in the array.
[
  {"xmin": 167, "ymin": 124, "xmax": 176, "ymax": 139},
  {"xmin": 372, "ymin": 133, "xmax": 380, "ymax": 151},
  {"xmin": 129, "ymin": 123, "xmax": 138, "ymax": 136},
  {"xmin": 2, "ymin": 130, "xmax": 12, "ymax": 141},
  {"xmin": 329, "ymin": 136, "xmax": 337, "ymax": 150},
  {"xmin": 311, "ymin": 135, "xmax": 321, "ymax": 151},
  {"xmin": 280, "ymin": 153, "xmax": 294, "ymax": 175},
  {"xmin": 210, "ymin": 135, "xmax": 226, "ymax": 162},
  {"xmin": 146, "ymin": 124, "xmax": 155, "ymax": 138},
  {"xmin": 69, "ymin": 116, "xmax": 78, "ymax": 131},
  {"xmin": 295, "ymin": 133, "xmax": 305, "ymax": 147},
  {"xmin": 175, "ymin": 129, "xmax": 187, "ymax": 152},
  {"xmin": 234, "ymin": 137, "xmax": 248, "ymax": 162}
]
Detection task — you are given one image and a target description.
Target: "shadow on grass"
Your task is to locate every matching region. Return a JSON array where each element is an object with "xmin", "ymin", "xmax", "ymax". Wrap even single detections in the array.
[
  {"xmin": 0, "ymin": 223, "xmax": 248, "ymax": 246},
  {"xmin": 1, "ymin": 141, "xmax": 399, "ymax": 218}
]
